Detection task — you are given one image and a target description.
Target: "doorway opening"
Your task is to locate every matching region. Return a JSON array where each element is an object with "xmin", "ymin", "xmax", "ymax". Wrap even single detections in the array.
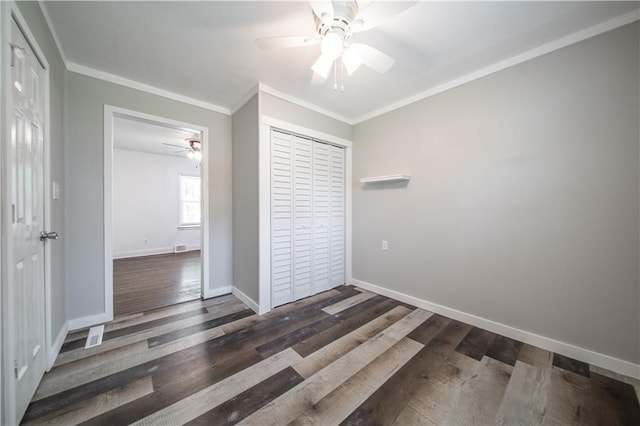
[{"xmin": 104, "ymin": 107, "xmax": 210, "ymax": 317}]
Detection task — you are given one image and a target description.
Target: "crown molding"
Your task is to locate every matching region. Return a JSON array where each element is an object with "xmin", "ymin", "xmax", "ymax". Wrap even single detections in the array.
[
  {"xmin": 37, "ymin": 0, "xmax": 230, "ymax": 114},
  {"xmin": 35, "ymin": 2, "xmax": 639, "ymax": 126},
  {"xmin": 67, "ymin": 62, "xmax": 231, "ymax": 115},
  {"xmin": 37, "ymin": 0, "xmax": 68, "ymax": 67},
  {"xmin": 258, "ymin": 83, "xmax": 354, "ymax": 125},
  {"xmin": 230, "ymin": 83, "xmax": 260, "ymax": 115},
  {"xmin": 352, "ymin": 9, "xmax": 640, "ymax": 124}
]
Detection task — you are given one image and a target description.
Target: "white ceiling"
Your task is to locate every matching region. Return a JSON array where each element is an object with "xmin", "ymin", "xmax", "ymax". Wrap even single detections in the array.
[
  {"xmin": 43, "ymin": 1, "xmax": 639, "ymax": 121},
  {"xmin": 113, "ymin": 116, "xmax": 200, "ymax": 157}
]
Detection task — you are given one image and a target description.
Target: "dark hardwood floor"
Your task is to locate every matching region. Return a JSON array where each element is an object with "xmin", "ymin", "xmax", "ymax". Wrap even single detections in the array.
[
  {"xmin": 24, "ymin": 286, "xmax": 640, "ymax": 425},
  {"xmin": 113, "ymin": 251, "xmax": 201, "ymax": 316}
]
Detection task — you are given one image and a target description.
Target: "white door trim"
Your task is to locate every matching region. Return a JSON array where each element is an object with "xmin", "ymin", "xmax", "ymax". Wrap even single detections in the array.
[
  {"xmin": 103, "ymin": 105, "xmax": 211, "ymax": 323},
  {"xmin": 258, "ymin": 115, "xmax": 353, "ymax": 314},
  {"xmin": 1, "ymin": 3, "xmax": 4, "ymax": 421},
  {"xmin": 1, "ymin": 2, "xmax": 52, "ymax": 424}
]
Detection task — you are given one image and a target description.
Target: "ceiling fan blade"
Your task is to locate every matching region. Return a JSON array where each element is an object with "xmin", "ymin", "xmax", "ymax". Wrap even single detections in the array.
[
  {"xmin": 353, "ymin": 1, "xmax": 417, "ymax": 33},
  {"xmin": 350, "ymin": 43, "xmax": 394, "ymax": 73},
  {"xmin": 356, "ymin": 0, "xmax": 375, "ymax": 9},
  {"xmin": 163, "ymin": 142, "xmax": 187, "ymax": 149},
  {"xmin": 310, "ymin": 1, "xmax": 334, "ymax": 23},
  {"xmin": 311, "ymin": 53, "xmax": 334, "ymax": 80},
  {"xmin": 311, "ymin": 72, "xmax": 327, "ymax": 85},
  {"xmin": 174, "ymin": 150, "xmax": 187, "ymax": 154},
  {"xmin": 255, "ymin": 35, "xmax": 320, "ymax": 50}
]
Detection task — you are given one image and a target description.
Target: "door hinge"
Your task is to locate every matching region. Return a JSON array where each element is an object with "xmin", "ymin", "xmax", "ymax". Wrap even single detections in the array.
[
  {"xmin": 14, "ymin": 360, "xmax": 18, "ymax": 379},
  {"xmin": 11, "ymin": 204, "xmax": 16, "ymax": 223}
]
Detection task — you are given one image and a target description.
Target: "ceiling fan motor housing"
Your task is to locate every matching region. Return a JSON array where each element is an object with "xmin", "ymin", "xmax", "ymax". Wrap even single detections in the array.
[
  {"xmin": 186, "ymin": 138, "xmax": 201, "ymax": 152},
  {"xmin": 315, "ymin": 1, "xmax": 359, "ymax": 42}
]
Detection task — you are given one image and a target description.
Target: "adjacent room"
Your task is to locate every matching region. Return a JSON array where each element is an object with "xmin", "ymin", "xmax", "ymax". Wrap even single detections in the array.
[
  {"xmin": 112, "ymin": 116, "xmax": 203, "ymax": 316},
  {"xmin": 1, "ymin": 1, "xmax": 638, "ymax": 425}
]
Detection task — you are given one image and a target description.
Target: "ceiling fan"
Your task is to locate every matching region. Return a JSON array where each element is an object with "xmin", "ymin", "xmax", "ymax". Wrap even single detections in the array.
[
  {"xmin": 163, "ymin": 138, "xmax": 202, "ymax": 162},
  {"xmin": 256, "ymin": 1, "xmax": 407, "ymax": 88}
]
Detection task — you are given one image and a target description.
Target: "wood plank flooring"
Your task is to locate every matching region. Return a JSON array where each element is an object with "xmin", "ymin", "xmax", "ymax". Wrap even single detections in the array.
[
  {"xmin": 113, "ymin": 251, "xmax": 201, "ymax": 316},
  {"xmin": 23, "ymin": 286, "xmax": 640, "ymax": 425}
]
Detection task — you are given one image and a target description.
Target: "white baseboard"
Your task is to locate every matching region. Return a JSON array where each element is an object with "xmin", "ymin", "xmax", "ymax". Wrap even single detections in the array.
[
  {"xmin": 113, "ymin": 247, "xmax": 200, "ymax": 259},
  {"xmin": 68, "ymin": 312, "xmax": 112, "ymax": 331},
  {"xmin": 204, "ymin": 285, "xmax": 232, "ymax": 299},
  {"xmin": 47, "ymin": 321, "xmax": 69, "ymax": 371},
  {"xmin": 352, "ymin": 278, "xmax": 640, "ymax": 380},
  {"xmin": 113, "ymin": 247, "xmax": 172, "ymax": 259},
  {"xmin": 232, "ymin": 286, "xmax": 260, "ymax": 314}
]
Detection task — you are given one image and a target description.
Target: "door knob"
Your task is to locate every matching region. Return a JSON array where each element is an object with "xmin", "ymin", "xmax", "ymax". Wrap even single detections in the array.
[{"xmin": 40, "ymin": 231, "xmax": 58, "ymax": 241}]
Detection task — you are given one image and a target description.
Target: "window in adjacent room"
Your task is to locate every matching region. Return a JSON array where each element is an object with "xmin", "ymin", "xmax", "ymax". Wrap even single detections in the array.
[{"xmin": 179, "ymin": 174, "xmax": 201, "ymax": 227}]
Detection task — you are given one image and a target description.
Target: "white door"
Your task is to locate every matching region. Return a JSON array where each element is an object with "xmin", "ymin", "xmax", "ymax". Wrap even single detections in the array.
[
  {"xmin": 5, "ymin": 18, "xmax": 48, "ymax": 422},
  {"xmin": 270, "ymin": 131, "xmax": 294, "ymax": 307},
  {"xmin": 270, "ymin": 130, "xmax": 346, "ymax": 307},
  {"xmin": 292, "ymin": 135, "xmax": 313, "ymax": 301},
  {"xmin": 329, "ymin": 145, "xmax": 345, "ymax": 286},
  {"xmin": 312, "ymin": 142, "xmax": 331, "ymax": 293}
]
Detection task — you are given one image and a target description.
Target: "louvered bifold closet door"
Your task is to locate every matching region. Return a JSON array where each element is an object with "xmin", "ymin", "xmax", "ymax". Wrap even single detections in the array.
[
  {"xmin": 312, "ymin": 142, "xmax": 331, "ymax": 293},
  {"xmin": 271, "ymin": 131, "xmax": 294, "ymax": 307},
  {"xmin": 271, "ymin": 129, "xmax": 346, "ymax": 308},
  {"xmin": 292, "ymin": 136, "xmax": 314, "ymax": 300},
  {"xmin": 329, "ymin": 144, "xmax": 346, "ymax": 286}
]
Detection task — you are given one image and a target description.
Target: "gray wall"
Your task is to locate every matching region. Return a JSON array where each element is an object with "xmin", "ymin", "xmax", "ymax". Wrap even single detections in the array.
[
  {"xmin": 65, "ymin": 72, "xmax": 232, "ymax": 321},
  {"xmin": 232, "ymin": 95, "xmax": 260, "ymax": 302},
  {"xmin": 260, "ymin": 91, "xmax": 352, "ymax": 141},
  {"xmin": 353, "ymin": 23, "xmax": 639, "ymax": 364},
  {"xmin": 15, "ymin": 0, "xmax": 67, "ymax": 345}
]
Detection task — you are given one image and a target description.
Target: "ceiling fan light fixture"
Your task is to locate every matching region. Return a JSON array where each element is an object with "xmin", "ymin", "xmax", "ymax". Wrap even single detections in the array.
[
  {"xmin": 320, "ymin": 12, "xmax": 333, "ymax": 25},
  {"xmin": 320, "ymin": 32, "xmax": 343, "ymax": 60},
  {"xmin": 351, "ymin": 19, "xmax": 364, "ymax": 33},
  {"xmin": 342, "ymin": 45, "xmax": 363, "ymax": 75},
  {"xmin": 311, "ymin": 53, "xmax": 334, "ymax": 79},
  {"xmin": 186, "ymin": 150, "xmax": 202, "ymax": 162}
]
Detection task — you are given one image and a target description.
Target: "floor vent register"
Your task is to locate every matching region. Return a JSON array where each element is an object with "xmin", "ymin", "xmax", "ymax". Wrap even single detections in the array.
[{"xmin": 84, "ymin": 324, "xmax": 105, "ymax": 349}]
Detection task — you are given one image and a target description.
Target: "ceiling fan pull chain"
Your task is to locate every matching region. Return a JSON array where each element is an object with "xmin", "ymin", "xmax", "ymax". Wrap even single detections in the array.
[
  {"xmin": 340, "ymin": 58, "xmax": 345, "ymax": 92},
  {"xmin": 333, "ymin": 60, "xmax": 338, "ymax": 91}
]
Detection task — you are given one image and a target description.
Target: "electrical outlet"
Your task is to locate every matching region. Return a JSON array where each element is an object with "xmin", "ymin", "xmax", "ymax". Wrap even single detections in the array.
[
  {"xmin": 144, "ymin": 239, "xmax": 148, "ymax": 245},
  {"xmin": 382, "ymin": 240, "xmax": 388, "ymax": 250}
]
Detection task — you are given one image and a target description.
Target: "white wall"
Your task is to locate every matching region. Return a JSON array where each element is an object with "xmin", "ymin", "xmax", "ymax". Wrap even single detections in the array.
[
  {"xmin": 113, "ymin": 149, "xmax": 200, "ymax": 258},
  {"xmin": 352, "ymin": 23, "xmax": 639, "ymax": 368}
]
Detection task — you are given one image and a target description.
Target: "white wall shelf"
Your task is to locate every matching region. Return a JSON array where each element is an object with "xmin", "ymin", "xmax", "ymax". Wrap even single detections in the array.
[{"xmin": 359, "ymin": 174, "xmax": 411, "ymax": 184}]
